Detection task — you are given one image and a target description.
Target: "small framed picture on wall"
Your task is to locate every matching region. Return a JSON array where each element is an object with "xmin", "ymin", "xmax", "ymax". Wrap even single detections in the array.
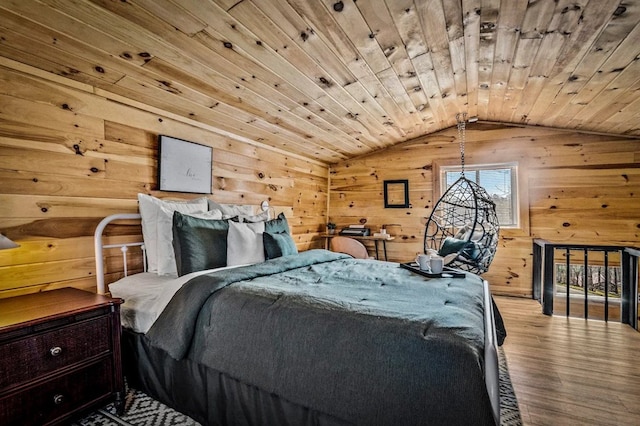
[
  {"xmin": 158, "ymin": 135, "xmax": 212, "ymax": 194},
  {"xmin": 383, "ymin": 179, "xmax": 410, "ymax": 208}
]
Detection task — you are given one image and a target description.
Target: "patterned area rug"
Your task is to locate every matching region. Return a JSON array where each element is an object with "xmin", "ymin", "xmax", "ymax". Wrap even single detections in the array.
[
  {"xmin": 74, "ymin": 347, "xmax": 521, "ymax": 426},
  {"xmin": 498, "ymin": 347, "xmax": 522, "ymax": 426}
]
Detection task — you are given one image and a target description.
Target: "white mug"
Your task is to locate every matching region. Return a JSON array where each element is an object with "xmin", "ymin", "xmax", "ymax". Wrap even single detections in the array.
[
  {"xmin": 429, "ymin": 256, "xmax": 444, "ymax": 274},
  {"xmin": 416, "ymin": 254, "xmax": 430, "ymax": 271}
]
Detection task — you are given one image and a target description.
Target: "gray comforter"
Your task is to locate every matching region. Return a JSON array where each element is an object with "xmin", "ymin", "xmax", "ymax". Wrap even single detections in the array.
[{"xmin": 145, "ymin": 249, "xmax": 496, "ymax": 425}]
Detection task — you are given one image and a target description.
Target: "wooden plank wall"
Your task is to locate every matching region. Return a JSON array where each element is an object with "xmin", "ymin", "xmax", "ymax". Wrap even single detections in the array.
[
  {"xmin": 329, "ymin": 123, "xmax": 640, "ymax": 297},
  {"xmin": 0, "ymin": 59, "xmax": 328, "ymax": 298}
]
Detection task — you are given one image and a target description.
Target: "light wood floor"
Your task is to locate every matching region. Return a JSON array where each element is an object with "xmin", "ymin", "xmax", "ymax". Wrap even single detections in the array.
[{"xmin": 495, "ymin": 296, "xmax": 640, "ymax": 426}]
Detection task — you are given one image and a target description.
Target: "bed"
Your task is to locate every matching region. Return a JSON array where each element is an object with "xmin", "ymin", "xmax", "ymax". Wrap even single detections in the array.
[{"xmin": 94, "ymin": 197, "xmax": 503, "ymax": 426}]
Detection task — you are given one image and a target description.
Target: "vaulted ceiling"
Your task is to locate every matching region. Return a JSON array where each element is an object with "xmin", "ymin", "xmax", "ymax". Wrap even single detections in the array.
[{"xmin": 1, "ymin": 0, "xmax": 638, "ymax": 164}]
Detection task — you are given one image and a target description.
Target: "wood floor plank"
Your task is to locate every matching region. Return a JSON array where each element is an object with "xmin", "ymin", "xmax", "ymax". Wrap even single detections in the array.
[{"xmin": 495, "ymin": 296, "xmax": 640, "ymax": 426}]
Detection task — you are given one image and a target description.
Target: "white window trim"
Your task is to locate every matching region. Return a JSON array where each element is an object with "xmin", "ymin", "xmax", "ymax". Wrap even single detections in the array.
[
  {"xmin": 433, "ymin": 159, "xmax": 530, "ymax": 237},
  {"xmin": 440, "ymin": 162, "xmax": 519, "ymax": 228}
]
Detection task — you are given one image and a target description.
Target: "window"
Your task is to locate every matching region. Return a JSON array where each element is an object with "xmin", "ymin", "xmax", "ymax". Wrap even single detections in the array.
[{"xmin": 441, "ymin": 163, "xmax": 519, "ymax": 228}]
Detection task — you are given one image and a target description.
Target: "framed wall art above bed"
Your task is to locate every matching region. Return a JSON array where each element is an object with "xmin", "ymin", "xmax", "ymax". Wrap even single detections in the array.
[{"xmin": 158, "ymin": 135, "xmax": 212, "ymax": 194}]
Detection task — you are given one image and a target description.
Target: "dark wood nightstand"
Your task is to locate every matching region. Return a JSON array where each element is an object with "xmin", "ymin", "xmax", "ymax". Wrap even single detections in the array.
[{"xmin": 0, "ymin": 288, "xmax": 124, "ymax": 426}]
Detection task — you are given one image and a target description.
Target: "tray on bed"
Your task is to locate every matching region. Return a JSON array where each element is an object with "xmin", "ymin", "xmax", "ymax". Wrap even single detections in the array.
[{"xmin": 400, "ymin": 262, "xmax": 466, "ymax": 279}]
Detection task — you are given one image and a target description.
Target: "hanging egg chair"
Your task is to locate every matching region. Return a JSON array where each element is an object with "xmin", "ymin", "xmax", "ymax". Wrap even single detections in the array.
[{"xmin": 423, "ymin": 114, "xmax": 500, "ymax": 275}]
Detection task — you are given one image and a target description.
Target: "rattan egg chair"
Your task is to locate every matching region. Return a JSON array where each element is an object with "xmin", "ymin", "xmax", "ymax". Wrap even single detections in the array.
[
  {"xmin": 423, "ymin": 113, "xmax": 500, "ymax": 275},
  {"xmin": 424, "ymin": 176, "xmax": 499, "ymax": 274}
]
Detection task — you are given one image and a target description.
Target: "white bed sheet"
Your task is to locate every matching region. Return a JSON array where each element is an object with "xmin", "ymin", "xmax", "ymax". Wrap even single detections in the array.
[{"xmin": 109, "ymin": 265, "xmax": 245, "ymax": 333}]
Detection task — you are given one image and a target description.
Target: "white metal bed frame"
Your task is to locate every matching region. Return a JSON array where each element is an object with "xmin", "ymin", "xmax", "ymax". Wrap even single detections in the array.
[
  {"xmin": 94, "ymin": 213, "xmax": 145, "ymax": 295},
  {"xmin": 93, "ymin": 212, "xmax": 500, "ymax": 423}
]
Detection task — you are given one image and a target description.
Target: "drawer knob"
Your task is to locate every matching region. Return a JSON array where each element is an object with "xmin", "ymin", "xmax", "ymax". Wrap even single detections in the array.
[
  {"xmin": 49, "ymin": 346, "xmax": 63, "ymax": 357},
  {"xmin": 53, "ymin": 394, "xmax": 65, "ymax": 405}
]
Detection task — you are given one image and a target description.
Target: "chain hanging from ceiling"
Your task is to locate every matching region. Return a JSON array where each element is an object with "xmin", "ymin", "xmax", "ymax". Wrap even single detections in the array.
[{"xmin": 456, "ymin": 112, "xmax": 467, "ymax": 176}]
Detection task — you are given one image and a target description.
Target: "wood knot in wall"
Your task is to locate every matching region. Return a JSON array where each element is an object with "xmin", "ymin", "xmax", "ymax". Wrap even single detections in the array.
[{"xmin": 319, "ymin": 77, "xmax": 333, "ymax": 88}]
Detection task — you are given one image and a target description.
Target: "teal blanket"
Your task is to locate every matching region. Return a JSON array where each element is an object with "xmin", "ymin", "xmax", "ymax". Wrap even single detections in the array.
[
  {"xmin": 147, "ymin": 250, "xmax": 352, "ymax": 359},
  {"xmin": 145, "ymin": 249, "xmax": 496, "ymax": 425}
]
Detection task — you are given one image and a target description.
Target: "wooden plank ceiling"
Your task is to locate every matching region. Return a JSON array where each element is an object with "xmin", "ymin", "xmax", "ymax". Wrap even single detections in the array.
[{"xmin": 0, "ymin": 0, "xmax": 638, "ymax": 164}]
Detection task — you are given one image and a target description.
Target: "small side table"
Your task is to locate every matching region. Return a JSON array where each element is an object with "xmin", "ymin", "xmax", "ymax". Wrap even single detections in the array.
[{"xmin": 0, "ymin": 288, "xmax": 124, "ymax": 425}]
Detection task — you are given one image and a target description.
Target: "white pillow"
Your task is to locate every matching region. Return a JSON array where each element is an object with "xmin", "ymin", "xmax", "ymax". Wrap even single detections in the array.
[
  {"xmin": 227, "ymin": 221, "xmax": 265, "ymax": 266},
  {"xmin": 241, "ymin": 210, "xmax": 270, "ymax": 222},
  {"xmin": 454, "ymin": 223, "xmax": 485, "ymax": 242},
  {"xmin": 137, "ymin": 194, "xmax": 208, "ymax": 274},
  {"xmin": 207, "ymin": 200, "xmax": 254, "ymax": 218},
  {"xmin": 184, "ymin": 210, "xmax": 224, "ymax": 220}
]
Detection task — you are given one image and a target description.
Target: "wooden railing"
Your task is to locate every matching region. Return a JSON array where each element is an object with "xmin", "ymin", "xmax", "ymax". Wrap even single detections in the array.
[{"xmin": 533, "ymin": 239, "xmax": 639, "ymax": 330}]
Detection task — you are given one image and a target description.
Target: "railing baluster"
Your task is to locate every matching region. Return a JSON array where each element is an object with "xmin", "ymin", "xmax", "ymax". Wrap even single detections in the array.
[
  {"xmin": 584, "ymin": 250, "xmax": 589, "ymax": 319},
  {"xmin": 604, "ymin": 252, "xmax": 609, "ymax": 322},
  {"xmin": 532, "ymin": 242, "xmax": 542, "ymax": 302},
  {"xmin": 621, "ymin": 248, "xmax": 640, "ymax": 330},
  {"xmin": 542, "ymin": 244, "xmax": 555, "ymax": 316},
  {"xmin": 565, "ymin": 248, "xmax": 570, "ymax": 317}
]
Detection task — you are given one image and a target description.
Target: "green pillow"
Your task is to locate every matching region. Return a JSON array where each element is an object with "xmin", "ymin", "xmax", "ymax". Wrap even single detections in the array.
[
  {"xmin": 439, "ymin": 237, "xmax": 480, "ymax": 260},
  {"xmin": 263, "ymin": 232, "xmax": 298, "ymax": 259},
  {"xmin": 439, "ymin": 237, "xmax": 470, "ymax": 257},
  {"xmin": 264, "ymin": 212, "xmax": 290, "ymax": 234},
  {"xmin": 172, "ymin": 211, "xmax": 230, "ymax": 276}
]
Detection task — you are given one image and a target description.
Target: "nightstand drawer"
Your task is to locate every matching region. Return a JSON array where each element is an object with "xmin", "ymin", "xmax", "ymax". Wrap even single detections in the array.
[
  {"xmin": 0, "ymin": 359, "xmax": 112, "ymax": 426},
  {"xmin": 0, "ymin": 316, "xmax": 111, "ymax": 389}
]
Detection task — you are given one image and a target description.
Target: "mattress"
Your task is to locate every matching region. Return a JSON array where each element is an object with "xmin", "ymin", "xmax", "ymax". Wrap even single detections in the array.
[{"xmin": 109, "ymin": 265, "xmax": 245, "ymax": 333}]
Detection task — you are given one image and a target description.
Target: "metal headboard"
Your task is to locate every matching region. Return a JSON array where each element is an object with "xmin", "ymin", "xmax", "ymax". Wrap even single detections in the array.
[{"xmin": 94, "ymin": 213, "xmax": 145, "ymax": 295}]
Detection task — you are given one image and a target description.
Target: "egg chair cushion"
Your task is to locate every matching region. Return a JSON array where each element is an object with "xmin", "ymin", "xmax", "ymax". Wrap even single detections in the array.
[
  {"xmin": 439, "ymin": 237, "xmax": 469, "ymax": 257},
  {"xmin": 440, "ymin": 237, "xmax": 481, "ymax": 262}
]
